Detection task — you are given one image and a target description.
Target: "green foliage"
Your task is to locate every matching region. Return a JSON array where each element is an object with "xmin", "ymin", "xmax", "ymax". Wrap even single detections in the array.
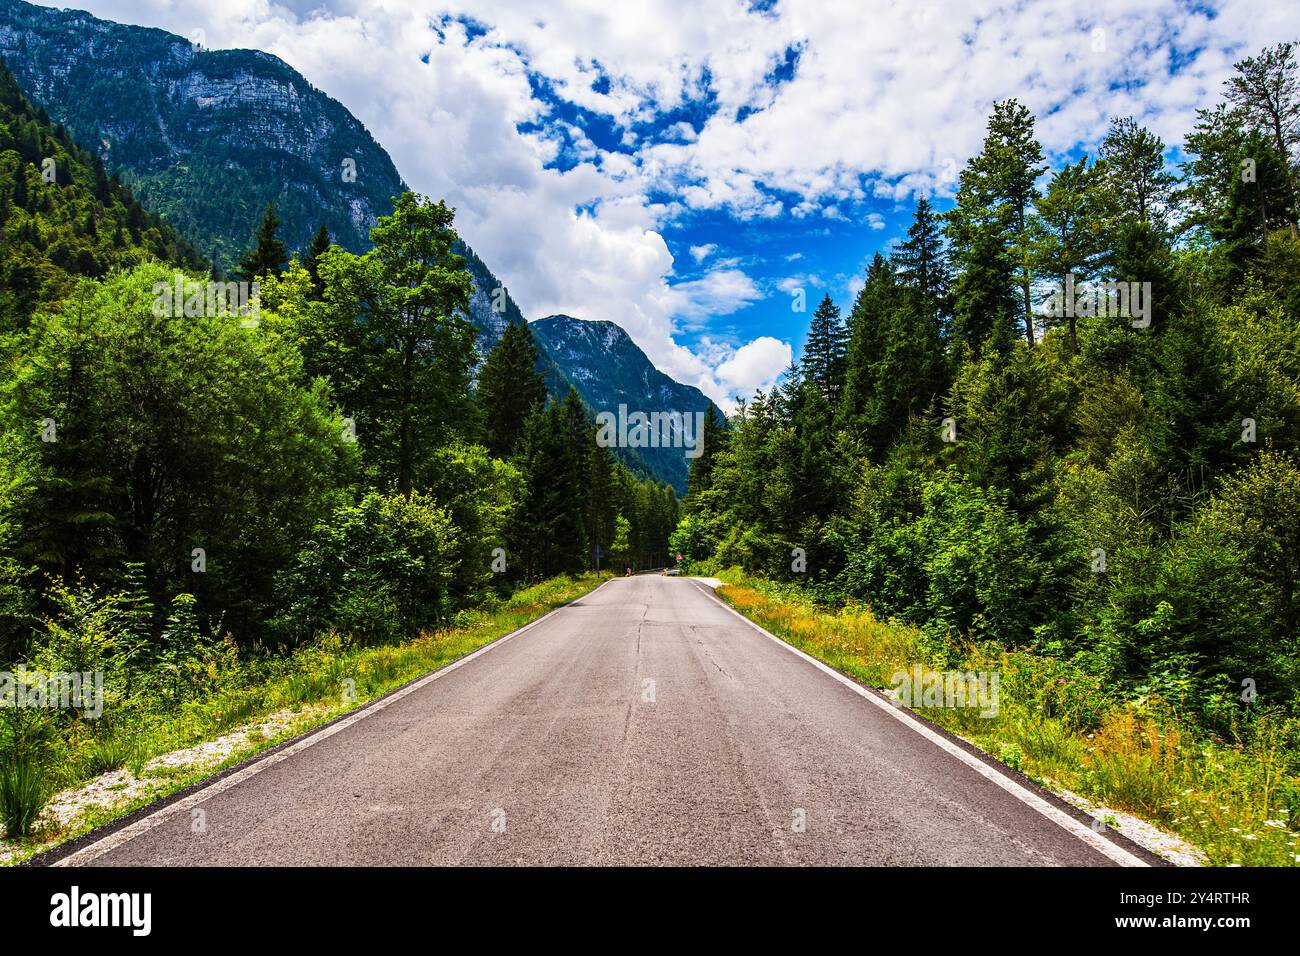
[
  {"xmin": 685, "ymin": 49, "xmax": 1300, "ymax": 762},
  {"xmin": 0, "ymin": 59, "xmax": 204, "ymax": 331},
  {"xmin": 0, "ymin": 262, "xmax": 353, "ymax": 641},
  {"xmin": 236, "ymin": 203, "xmax": 288, "ymax": 281},
  {"xmin": 0, "ymin": 749, "xmax": 45, "ymax": 838},
  {"xmin": 801, "ymin": 293, "xmax": 848, "ymax": 406},
  {"xmin": 273, "ymin": 492, "xmax": 460, "ymax": 644},
  {"xmin": 838, "ymin": 468, "xmax": 1047, "ymax": 656},
  {"xmin": 303, "ymin": 192, "xmax": 478, "ymax": 495},
  {"xmin": 476, "ymin": 321, "xmax": 547, "ymax": 459}
]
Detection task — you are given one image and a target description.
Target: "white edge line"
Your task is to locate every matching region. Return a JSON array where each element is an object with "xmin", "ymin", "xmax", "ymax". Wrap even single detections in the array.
[
  {"xmin": 693, "ymin": 582, "xmax": 1150, "ymax": 868},
  {"xmin": 52, "ymin": 577, "xmax": 615, "ymax": 867}
]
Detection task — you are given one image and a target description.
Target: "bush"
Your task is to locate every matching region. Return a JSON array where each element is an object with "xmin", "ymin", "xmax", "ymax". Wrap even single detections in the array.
[
  {"xmin": 273, "ymin": 491, "xmax": 460, "ymax": 644},
  {"xmin": 838, "ymin": 468, "xmax": 1051, "ymax": 653}
]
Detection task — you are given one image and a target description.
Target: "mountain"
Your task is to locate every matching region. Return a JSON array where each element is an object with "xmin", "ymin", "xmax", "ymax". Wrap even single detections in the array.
[
  {"xmin": 0, "ymin": 0, "xmax": 707, "ymax": 489},
  {"xmin": 0, "ymin": 0, "xmax": 401, "ymax": 270},
  {"xmin": 531, "ymin": 315, "xmax": 720, "ymax": 492},
  {"xmin": 0, "ymin": 57, "xmax": 204, "ymax": 329}
]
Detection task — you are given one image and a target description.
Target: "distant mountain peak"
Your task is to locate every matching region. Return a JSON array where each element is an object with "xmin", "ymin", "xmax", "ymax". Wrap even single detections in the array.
[{"xmin": 531, "ymin": 314, "xmax": 719, "ymax": 492}]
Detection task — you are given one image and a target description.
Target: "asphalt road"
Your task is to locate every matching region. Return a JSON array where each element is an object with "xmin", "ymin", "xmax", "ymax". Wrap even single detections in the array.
[{"xmin": 54, "ymin": 576, "xmax": 1153, "ymax": 866}]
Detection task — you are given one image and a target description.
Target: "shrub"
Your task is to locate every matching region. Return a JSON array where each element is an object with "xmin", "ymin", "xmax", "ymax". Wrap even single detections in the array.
[
  {"xmin": 838, "ymin": 468, "xmax": 1050, "ymax": 653},
  {"xmin": 273, "ymin": 491, "xmax": 460, "ymax": 644}
]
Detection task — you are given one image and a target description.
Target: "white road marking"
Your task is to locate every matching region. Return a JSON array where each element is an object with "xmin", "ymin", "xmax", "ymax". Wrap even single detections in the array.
[
  {"xmin": 693, "ymin": 582, "xmax": 1151, "ymax": 868},
  {"xmin": 52, "ymin": 579, "xmax": 614, "ymax": 867}
]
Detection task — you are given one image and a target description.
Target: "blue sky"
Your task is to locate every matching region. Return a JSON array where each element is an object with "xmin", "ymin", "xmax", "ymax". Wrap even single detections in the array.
[
  {"xmin": 35, "ymin": 0, "xmax": 1300, "ymax": 408},
  {"xmin": 525, "ymin": 61, "xmax": 900, "ymax": 356}
]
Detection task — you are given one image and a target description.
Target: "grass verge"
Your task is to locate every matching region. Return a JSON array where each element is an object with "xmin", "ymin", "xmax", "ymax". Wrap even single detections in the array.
[
  {"xmin": 1, "ymin": 572, "xmax": 609, "ymax": 864},
  {"xmin": 712, "ymin": 569, "xmax": 1300, "ymax": 867}
]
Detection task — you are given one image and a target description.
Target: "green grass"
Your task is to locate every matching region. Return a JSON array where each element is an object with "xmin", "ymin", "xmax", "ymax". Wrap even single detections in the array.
[
  {"xmin": 0, "ymin": 755, "xmax": 45, "ymax": 839},
  {"xmin": 0, "ymin": 572, "xmax": 608, "ymax": 861},
  {"xmin": 713, "ymin": 569, "xmax": 1300, "ymax": 867},
  {"xmin": 81, "ymin": 733, "xmax": 136, "ymax": 776}
]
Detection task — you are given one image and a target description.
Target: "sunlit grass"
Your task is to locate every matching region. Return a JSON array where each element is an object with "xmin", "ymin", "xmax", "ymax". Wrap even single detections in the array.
[{"xmin": 716, "ymin": 570, "xmax": 1300, "ymax": 867}]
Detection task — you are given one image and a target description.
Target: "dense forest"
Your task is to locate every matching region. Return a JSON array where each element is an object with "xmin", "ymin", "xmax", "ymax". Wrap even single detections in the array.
[
  {"xmin": 0, "ymin": 63, "xmax": 205, "ymax": 330},
  {"xmin": 675, "ymin": 42, "xmax": 1300, "ymax": 730},
  {"xmin": 0, "ymin": 53, "xmax": 677, "ymax": 833}
]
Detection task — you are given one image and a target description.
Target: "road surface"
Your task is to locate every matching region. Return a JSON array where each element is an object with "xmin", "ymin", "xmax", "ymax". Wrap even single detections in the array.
[{"xmin": 51, "ymin": 576, "xmax": 1154, "ymax": 866}]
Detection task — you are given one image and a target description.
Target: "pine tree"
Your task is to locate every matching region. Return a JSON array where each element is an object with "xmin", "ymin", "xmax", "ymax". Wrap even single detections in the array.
[
  {"xmin": 238, "ymin": 202, "xmax": 289, "ymax": 281},
  {"xmin": 685, "ymin": 405, "xmax": 726, "ymax": 504},
  {"xmin": 1030, "ymin": 157, "xmax": 1104, "ymax": 352},
  {"xmin": 515, "ymin": 390, "xmax": 590, "ymax": 577},
  {"xmin": 840, "ymin": 253, "xmax": 897, "ymax": 432},
  {"xmin": 801, "ymin": 293, "xmax": 848, "ymax": 407},
  {"xmin": 476, "ymin": 322, "xmax": 548, "ymax": 459},
  {"xmin": 840, "ymin": 252, "xmax": 946, "ymax": 457},
  {"xmin": 944, "ymin": 111, "xmax": 1024, "ymax": 355},
  {"xmin": 892, "ymin": 197, "xmax": 950, "ymax": 317},
  {"xmin": 585, "ymin": 441, "xmax": 617, "ymax": 570},
  {"xmin": 984, "ymin": 99, "xmax": 1046, "ymax": 347},
  {"xmin": 301, "ymin": 224, "xmax": 331, "ymax": 298},
  {"xmin": 1224, "ymin": 41, "xmax": 1300, "ymax": 232},
  {"xmin": 1184, "ymin": 105, "xmax": 1296, "ymax": 290},
  {"xmin": 942, "ymin": 100, "xmax": 1045, "ymax": 349},
  {"xmin": 1098, "ymin": 117, "xmax": 1178, "ymax": 233}
]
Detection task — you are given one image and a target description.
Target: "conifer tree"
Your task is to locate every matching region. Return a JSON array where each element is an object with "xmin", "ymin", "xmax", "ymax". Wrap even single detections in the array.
[
  {"xmin": 892, "ymin": 197, "xmax": 950, "ymax": 318},
  {"xmin": 801, "ymin": 293, "xmax": 848, "ymax": 406},
  {"xmin": 238, "ymin": 202, "xmax": 289, "ymax": 281},
  {"xmin": 840, "ymin": 253, "xmax": 897, "ymax": 433},
  {"xmin": 301, "ymin": 224, "xmax": 331, "ymax": 298},
  {"xmin": 1224, "ymin": 41, "xmax": 1300, "ymax": 232},
  {"xmin": 685, "ymin": 405, "xmax": 726, "ymax": 504},
  {"xmin": 944, "ymin": 115, "xmax": 1022, "ymax": 354},
  {"xmin": 476, "ymin": 322, "xmax": 547, "ymax": 459},
  {"xmin": 1030, "ymin": 157, "xmax": 1104, "ymax": 352},
  {"xmin": 1098, "ymin": 117, "xmax": 1178, "ymax": 233}
]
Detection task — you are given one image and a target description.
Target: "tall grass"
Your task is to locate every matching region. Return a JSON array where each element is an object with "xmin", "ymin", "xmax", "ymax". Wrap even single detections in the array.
[
  {"xmin": 716, "ymin": 570, "xmax": 1300, "ymax": 867},
  {"xmin": 0, "ymin": 755, "xmax": 45, "ymax": 838}
]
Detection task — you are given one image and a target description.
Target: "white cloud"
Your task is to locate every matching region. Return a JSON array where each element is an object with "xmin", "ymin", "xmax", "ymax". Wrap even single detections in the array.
[
  {"xmin": 688, "ymin": 243, "xmax": 716, "ymax": 262},
  {"xmin": 776, "ymin": 274, "xmax": 824, "ymax": 294},
  {"xmin": 714, "ymin": 337, "xmax": 793, "ymax": 402},
  {"xmin": 662, "ymin": 268, "xmax": 762, "ymax": 324}
]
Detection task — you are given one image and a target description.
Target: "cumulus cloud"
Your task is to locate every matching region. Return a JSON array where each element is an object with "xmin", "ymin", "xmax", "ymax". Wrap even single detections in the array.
[
  {"xmin": 37, "ymin": 0, "xmax": 1294, "ymax": 407},
  {"xmin": 714, "ymin": 337, "xmax": 794, "ymax": 401}
]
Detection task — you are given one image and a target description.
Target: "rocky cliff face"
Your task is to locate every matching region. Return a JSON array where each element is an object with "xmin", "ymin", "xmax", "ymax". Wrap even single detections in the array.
[
  {"xmin": 0, "ymin": 0, "xmax": 401, "ymax": 268},
  {"xmin": 0, "ymin": 0, "xmax": 537, "ymax": 357},
  {"xmin": 531, "ymin": 315, "xmax": 720, "ymax": 492}
]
